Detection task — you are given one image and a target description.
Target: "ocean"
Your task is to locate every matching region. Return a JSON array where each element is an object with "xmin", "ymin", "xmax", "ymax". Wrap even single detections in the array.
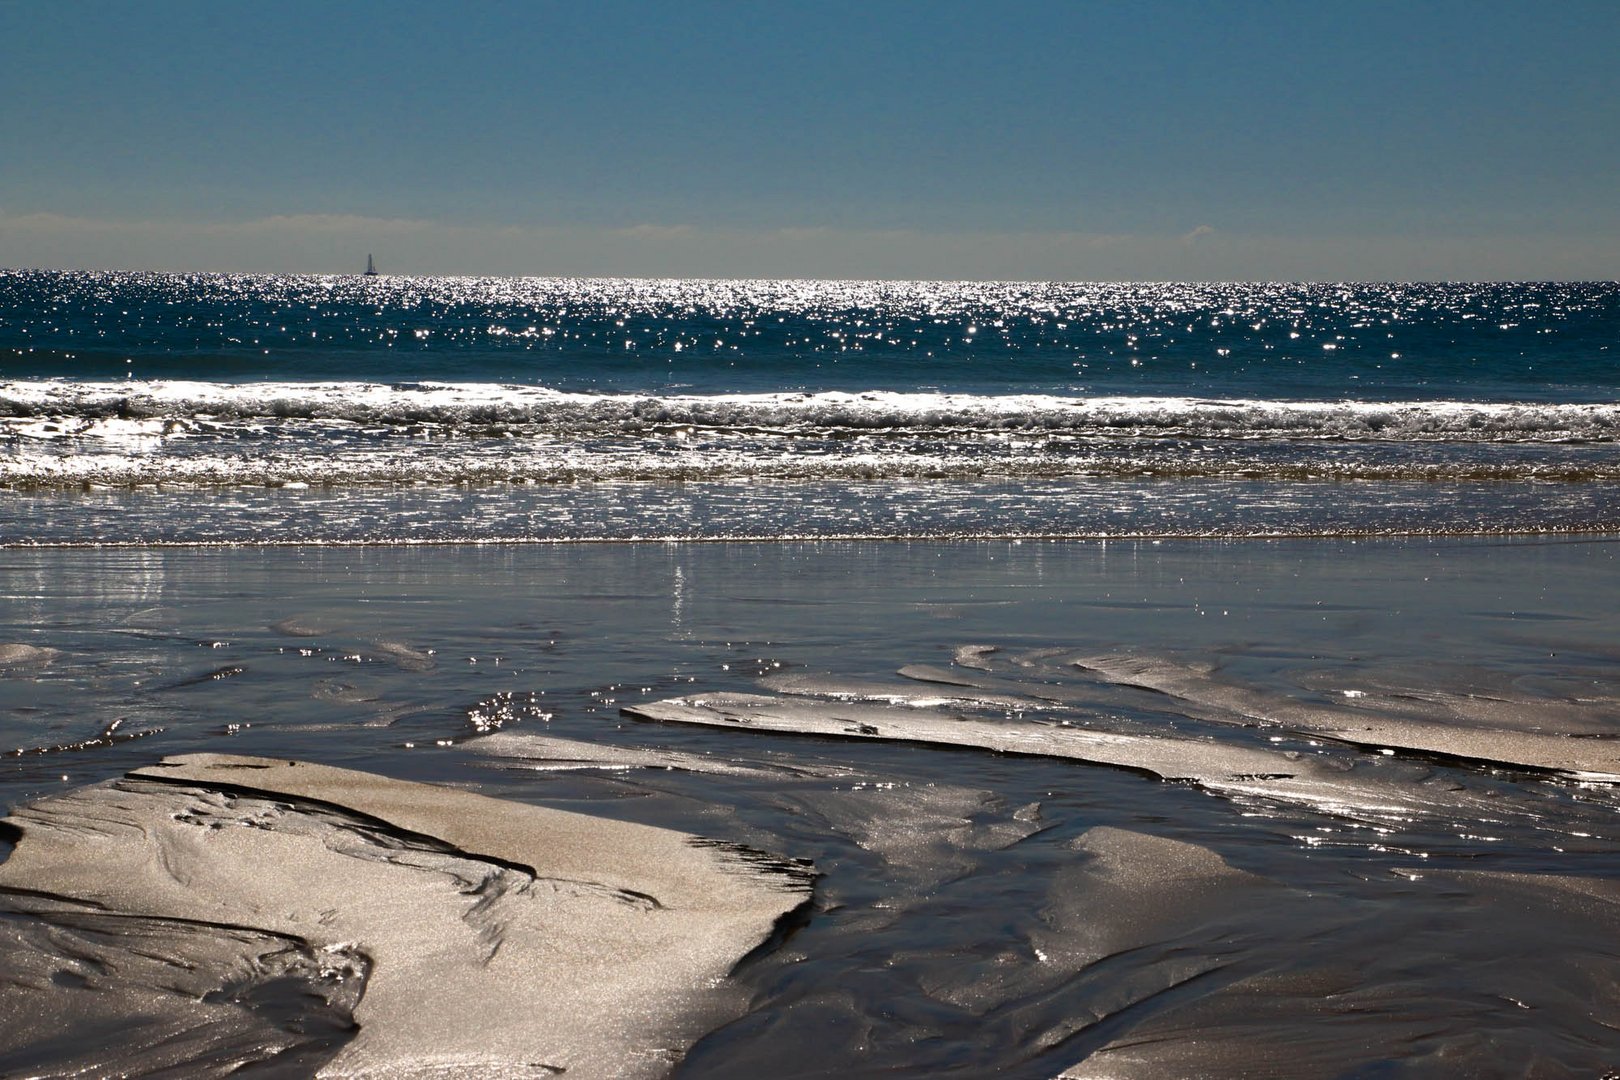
[
  {"xmin": 3, "ymin": 273, "xmax": 1618, "ymax": 541},
  {"xmin": 2, "ymin": 271, "xmax": 1619, "ymax": 1076}
]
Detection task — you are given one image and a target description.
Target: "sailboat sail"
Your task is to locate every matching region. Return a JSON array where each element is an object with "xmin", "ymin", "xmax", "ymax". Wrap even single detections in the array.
[{"xmin": 364, "ymin": 254, "xmax": 378, "ymax": 276}]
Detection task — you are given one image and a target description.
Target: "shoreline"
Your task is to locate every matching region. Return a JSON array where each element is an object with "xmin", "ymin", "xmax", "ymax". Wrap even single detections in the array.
[{"xmin": 6, "ymin": 526, "xmax": 1620, "ymax": 548}]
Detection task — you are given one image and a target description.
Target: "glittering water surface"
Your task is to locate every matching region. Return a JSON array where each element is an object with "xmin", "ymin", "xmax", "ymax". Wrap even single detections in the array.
[
  {"xmin": 6, "ymin": 479, "xmax": 1619, "ymax": 546},
  {"xmin": 3, "ymin": 274, "xmax": 1618, "ymax": 537},
  {"xmin": 4, "ymin": 274, "xmax": 1618, "ymax": 399}
]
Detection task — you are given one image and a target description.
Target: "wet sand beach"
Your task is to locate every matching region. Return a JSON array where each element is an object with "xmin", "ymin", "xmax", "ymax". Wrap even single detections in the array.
[{"xmin": 3, "ymin": 536, "xmax": 1619, "ymax": 1075}]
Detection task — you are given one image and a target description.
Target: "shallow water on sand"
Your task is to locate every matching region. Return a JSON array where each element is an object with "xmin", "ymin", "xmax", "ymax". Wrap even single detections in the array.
[{"xmin": 3, "ymin": 536, "xmax": 1620, "ymax": 1075}]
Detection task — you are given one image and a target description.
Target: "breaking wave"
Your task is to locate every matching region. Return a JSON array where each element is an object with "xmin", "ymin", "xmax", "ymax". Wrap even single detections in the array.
[{"xmin": 5, "ymin": 380, "xmax": 1618, "ymax": 443}]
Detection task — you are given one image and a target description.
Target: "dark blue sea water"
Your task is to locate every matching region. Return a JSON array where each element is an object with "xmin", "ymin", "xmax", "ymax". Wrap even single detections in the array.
[
  {"xmin": 4, "ymin": 272, "xmax": 1617, "ymax": 398},
  {"xmin": 2, "ymin": 272, "xmax": 1617, "ymax": 540}
]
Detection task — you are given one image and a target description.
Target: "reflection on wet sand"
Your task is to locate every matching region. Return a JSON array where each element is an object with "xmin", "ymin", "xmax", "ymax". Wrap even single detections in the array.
[{"xmin": 4, "ymin": 539, "xmax": 1620, "ymax": 1075}]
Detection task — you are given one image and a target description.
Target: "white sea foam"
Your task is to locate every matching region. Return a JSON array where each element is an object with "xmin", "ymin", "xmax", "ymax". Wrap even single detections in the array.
[{"xmin": 4, "ymin": 380, "xmax": 1617, "ymax": 442}]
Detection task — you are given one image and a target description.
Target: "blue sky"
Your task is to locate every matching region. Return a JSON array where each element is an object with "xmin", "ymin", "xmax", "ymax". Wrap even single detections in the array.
[{"xmin": 3, "ymin": 0, "xmax": 1616, "ymax": 279}]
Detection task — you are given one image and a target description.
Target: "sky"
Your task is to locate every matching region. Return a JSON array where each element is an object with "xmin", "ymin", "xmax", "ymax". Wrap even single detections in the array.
[{"xmin": 2, "ymin": 0, "xmax": 1616, "ymax": 280}]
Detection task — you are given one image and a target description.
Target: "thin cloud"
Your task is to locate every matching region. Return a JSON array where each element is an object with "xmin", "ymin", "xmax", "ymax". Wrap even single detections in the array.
[
  {"xmin": 220, "ymin": 214, "xmax": 433, "ymax": 236},
  {"xmin": 611, "ymin": 223, "xmax": 699, "ymax": 241}
]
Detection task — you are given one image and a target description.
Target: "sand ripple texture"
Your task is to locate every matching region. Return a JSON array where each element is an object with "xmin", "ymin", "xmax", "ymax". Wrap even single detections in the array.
[{"xmin": 0, "ymin": 754, "xmax": 812, "ymax": 1079}]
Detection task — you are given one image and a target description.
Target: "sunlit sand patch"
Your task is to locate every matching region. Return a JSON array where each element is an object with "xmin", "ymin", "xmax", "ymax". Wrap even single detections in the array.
[
  {"xmin": 625, "ymin": 685, "xmax": 1562, "ymax": 837},
  {"xmin": 368, "ymin": 640, "xmax": 437, "ymax": 672},
  {"xmin": 1294, "ymin": 663, "xmax": 1620, "ymax": 736},
  {"xmin": 625, "ymin": 691, "xmax": 1309, "ymax": 785},
  {"xmin": 761, "ymin": 670, "xmax": 1049, "ymax": 711},
  {"xmin": 0, "ymin": 643, "xmax": 61, "ymax": 671},
  {"xmin": 1062, "ymin": 649, "xmax": 1620, "ymax": 777},
  {"xmin": 931, "ymin": 645, "xmax": 1620, "ymax": 778},
  {"xmin": 465, "ymin": 730, "xmax": 850, "ymax": 779},
  {"xmin": 0, "ymin": 754, "xmax": 813, "ymax": 1078},
  {"xmin": 271, "ymin": 615, "xmax": 340, "ymax": 637}
]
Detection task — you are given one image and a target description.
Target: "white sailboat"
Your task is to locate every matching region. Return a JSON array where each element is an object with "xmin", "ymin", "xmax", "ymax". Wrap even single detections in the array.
[{"xmin": 364, "ymin": 254, "xmax": 379, "ymax": 277}]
